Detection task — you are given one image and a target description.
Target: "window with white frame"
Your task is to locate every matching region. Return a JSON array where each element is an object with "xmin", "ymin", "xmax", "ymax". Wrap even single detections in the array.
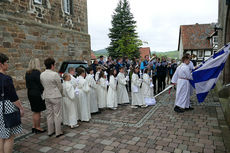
[
  {"xmin": 63, "ymin": 0, "xmax": 71, "ymax": 15},
  {"xmin": 34, "ymin": 0, "xmax": 42, "ymax": 4},
  {"xmin": 198, "ymin": 50, "xmax": 203, "ymax": 58}
]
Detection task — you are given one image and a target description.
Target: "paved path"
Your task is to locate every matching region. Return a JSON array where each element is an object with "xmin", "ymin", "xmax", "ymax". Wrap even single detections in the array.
[{"xmin": 13, "ymin": 88, "xmax": 230, "ymax": 153}]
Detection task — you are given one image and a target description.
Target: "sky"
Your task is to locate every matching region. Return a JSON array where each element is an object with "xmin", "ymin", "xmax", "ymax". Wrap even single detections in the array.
[{"xmin": 88, "ymin": 0, "xmax": 218, "ymax": 52}]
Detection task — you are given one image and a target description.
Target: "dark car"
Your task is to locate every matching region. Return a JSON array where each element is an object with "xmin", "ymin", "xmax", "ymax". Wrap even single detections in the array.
[{"xmin": 59, "ymin": 60, "xmax": 88, "ymax": 77}]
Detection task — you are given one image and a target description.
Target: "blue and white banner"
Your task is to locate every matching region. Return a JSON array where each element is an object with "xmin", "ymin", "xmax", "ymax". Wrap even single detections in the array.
[{"xmin": 190, "ymin": 43, "xmax": 230, "ymax": 103}]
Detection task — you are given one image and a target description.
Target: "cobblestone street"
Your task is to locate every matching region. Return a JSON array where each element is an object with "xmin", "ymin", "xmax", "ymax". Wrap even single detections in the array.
[{"xmin": 13, "ymin": 88, "xmax": 230, "ymax": 153}]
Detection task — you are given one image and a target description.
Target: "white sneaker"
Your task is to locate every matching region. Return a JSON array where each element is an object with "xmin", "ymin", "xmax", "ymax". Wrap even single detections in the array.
[
  {"xmin": 141, "ymin": 105, "xmax": 148, "ymax": 108},
  {"xmin": 131, "ymin": 106, "xmax": 138, "ymax": 108}
]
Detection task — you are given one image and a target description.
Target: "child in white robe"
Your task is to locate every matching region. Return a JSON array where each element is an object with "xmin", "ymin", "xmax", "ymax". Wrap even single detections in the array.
[
  {"xmin": 107, "ymin": 69, "xmax": 118, "ymax": 109},
  {"xmin": 117, "ymin": 67, "xmax": 129, "ymax": 104},
  {"xmin": 174, "ymin": 56, "xmax": 193, "ymax": 113},
  {"xmin": 62, "ymin": 73, "xmax": 79, "ymax": 128},
  {"xmin": 131, "ymin": 66, "xmax": 145, "ymax": 108},
  {"xmin": 85, "ymin": 67, "xmax": 99, "ymax": 113},
  {"xmin": 95, "ymin": 66, "xmax": 102, "ymax": 82},
  {"xmin": 98, "ymin": 71, "xmax": 108, "ymax": 109},
  {"xmin": 142, "ymin": 69, "xmax": 156, "ymax": 106},
  {"xmin": 77, "ymin": 68, "xmax": 91, "ymax": 121}
]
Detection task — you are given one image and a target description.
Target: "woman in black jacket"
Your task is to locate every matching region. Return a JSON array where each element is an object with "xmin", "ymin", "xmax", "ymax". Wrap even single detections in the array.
[{"xmin": 25, "ymin": 58, "xmax": 46, "ymax": 134}]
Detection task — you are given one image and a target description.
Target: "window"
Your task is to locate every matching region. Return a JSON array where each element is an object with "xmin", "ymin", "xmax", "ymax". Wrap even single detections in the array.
[
  {"xmin": 63, "ymin": 0, "xmax": 71, "ymax": 15},
  {"xmin": 198, "ymin": 50, "xmax": 203, "ymax": 57},
  {"xmin": 213, "ymin": 36, "xmax": 218, "ymax": 44},
  {"xmin": 34, "ymin": 0, "xmax": 42, "ymax": 4},
  {"xmin": 205, "ymin": 51, "xmax": 211, "ymax": 56}
]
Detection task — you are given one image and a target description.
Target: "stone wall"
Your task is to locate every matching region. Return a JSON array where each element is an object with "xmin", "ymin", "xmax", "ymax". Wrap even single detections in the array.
[
  {"xmin": 217, "ymin": 0, "xmax": 230, "ymax": 127},
  {"xmin": 0, "ymin": 0, "xmax": 91, "ymax": 89}
]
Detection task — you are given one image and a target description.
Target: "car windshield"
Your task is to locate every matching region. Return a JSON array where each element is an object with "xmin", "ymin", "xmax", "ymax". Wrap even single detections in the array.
[{"xmin": 64, "ymin": 64, "xmax": 88, "ymax": 73}]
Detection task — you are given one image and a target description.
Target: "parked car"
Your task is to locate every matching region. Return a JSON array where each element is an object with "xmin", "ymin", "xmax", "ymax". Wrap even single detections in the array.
[{"xmin": 59, "ymin": 60, "xmax": 88, "ymax": 77}]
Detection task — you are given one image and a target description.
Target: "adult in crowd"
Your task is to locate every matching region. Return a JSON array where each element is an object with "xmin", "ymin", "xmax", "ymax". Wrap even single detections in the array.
[
  {"xmin": 157, "ymin": 57, "xmax": 167, "ymax": 93},
  {"xmin": 0, "ymin": 53, "xmax": 24, "ymax": 153},
  {"xmin": 98, "ymin": 55, "xmax": 104, "ymax": 65},
  {"xmin": 40, "ymin": 57, "xmax": 63, "ymax": 137},
  {"xmin": 25, "ymin": 58, "xmax": 46, "ymax": 134},
  {"xmin": 91, "ymin": 59, "xmax": 98, "ymax": 75},
  {"xmin": 167, "ymin": 59, "xmax": 177, "ymax": 84},
  {"xmin": 140, "ymin": 55, "xmax": 149, "ymax": 73},
  {"xmin": 115, "ymin": 58, "xmax": 123, "ymax": 73}
]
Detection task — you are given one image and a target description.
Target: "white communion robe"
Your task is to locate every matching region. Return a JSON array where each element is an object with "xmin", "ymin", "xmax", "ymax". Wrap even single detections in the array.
[
  {"xmin": 62, "ymin": 81, "xmax": 78, "ymax": 126},
  {"xmin": 98, "ymin": 77, "xmax": 108, "ymax": 108},
  {"xmin": 69, "ymin": 74, "xmax": 78, "ymax": 89},
  {"xmin": 175, "ymin": 63, "xmax": 192, "ymax": 109},
  {"xmin": 142, "ymin": 73, "xmax": 156, "ymax": 106},
  {"xmin": 131, "ymin": 73, "xmax": 144, "ymax": 106},
  {"xmin": 107, "ymin": 75, "xmax": 118, "ymax": 108},
  {"xmin": 188, "ymin": 61, "xmax": 195, "ymax": 96},
  {"xmin": 117, "ymin": 72, "xmax": 129, "ymax": 104},
  {"xmin": 78, "ymin": 76, "xmax": 91, "ymax": 121},
  {"xmin": 85, "ymin": 74, "xmax": 99, "ymax": 113}
]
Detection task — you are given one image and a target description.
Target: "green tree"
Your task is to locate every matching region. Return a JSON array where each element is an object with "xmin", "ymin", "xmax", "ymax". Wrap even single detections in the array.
[{"xmin": 107, "ymin": 0, "xmax": 142, "ymax": 59}]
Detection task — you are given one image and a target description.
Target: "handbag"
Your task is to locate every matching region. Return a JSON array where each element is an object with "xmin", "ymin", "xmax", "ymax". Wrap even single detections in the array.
[{"xmin": 1, "ymin": 78, "xmax": 21, "ymax": 128}]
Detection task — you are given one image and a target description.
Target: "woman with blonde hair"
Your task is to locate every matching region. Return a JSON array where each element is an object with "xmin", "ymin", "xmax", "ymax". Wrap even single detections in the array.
[{"xmin": 25, "ymin": 58, "xmax": 46, "ymax": 133}]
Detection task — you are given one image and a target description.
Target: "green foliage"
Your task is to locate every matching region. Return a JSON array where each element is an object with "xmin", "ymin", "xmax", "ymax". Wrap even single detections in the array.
[{"xmin": 107, "ymin": 0, "xmax": 142, "ymax": 59}]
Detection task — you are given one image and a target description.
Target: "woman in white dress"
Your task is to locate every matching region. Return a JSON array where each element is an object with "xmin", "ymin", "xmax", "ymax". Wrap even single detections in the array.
[
  {"xmin": 85, "ymin": 67, "xmax": 99, "ymax": 113},
  {"xmin": 131, "ymin": 66, "xmax": 145, "ymax": 108},
  {"xmin": 77, "ymin": 68, "xmax": 91, "ymax": 121},
  {"xmin": 107, "ymin": 69, "xmax": 118, "ymax": 109},
  {"xmin": 62, "ymin": 73, "xmax": 79, "ymax": 128},
  {"xmin": 117, "ymin": 67, "xmax": 129, "ymax": 104},
  {"xmin": 142, "ymin": 69, "xmax": 156, "ymax": 106},
  {"xmin": 98, "ymin": 71, "xmax": 108, "ymax": 109},
  {"xmin": 174, "ymin": 55, "xmax": 193, "ymax": 113}
]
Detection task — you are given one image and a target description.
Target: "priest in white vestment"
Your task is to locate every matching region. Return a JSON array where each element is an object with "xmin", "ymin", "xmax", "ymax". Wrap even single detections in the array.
[
  {"xmin": 131, "ymin": 66, "xmax": 145, "ymax": 108},
  {"xmin": 62, "ymin": 74, "xmax": 79, "ymax": 128},
  {"xmin": 85, "ymin": 67, "xmax": 99, "ymax": 113},
  {"xmin": 174, "ymin": 56, "xmax": 193, "ymax": 113},
  {"xmin": 77, "ymin": 68, "xmax": 91, "ymax": 121},
  {"xmin": 98, "ymin": 71, "xmax": 108, "ymax": 108},
  {"xmin": 117, "ymin": 67, "xmax": 129, "ymax": 104},
  {"xmin": 107, "ymin": 69, "xmax": 118, "ymax": 109}
]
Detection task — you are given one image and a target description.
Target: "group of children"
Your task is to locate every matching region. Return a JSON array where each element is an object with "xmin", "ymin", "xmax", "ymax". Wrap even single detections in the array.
[{"xmin": 61, "ymin": 65, "xmax": 156, "ymax": 128}]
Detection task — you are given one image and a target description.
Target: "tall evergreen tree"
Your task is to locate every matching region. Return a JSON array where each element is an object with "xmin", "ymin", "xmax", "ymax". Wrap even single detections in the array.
[{"xmin": 107, "ymin": 0, "xmax": 142, "ymax": 59}]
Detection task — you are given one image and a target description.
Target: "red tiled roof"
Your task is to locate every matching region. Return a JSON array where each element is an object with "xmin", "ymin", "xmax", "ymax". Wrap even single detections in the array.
[
  {"xmin": 139, "ymin": 47, "xmax": 151, "ymax": 59},
  {"xmin": 91, "ymin": 51, "xmax": 96, "ymax": 59},
  {"xmin": 178, "ymin": 23, "xmax": 214, "ymax": 50}
]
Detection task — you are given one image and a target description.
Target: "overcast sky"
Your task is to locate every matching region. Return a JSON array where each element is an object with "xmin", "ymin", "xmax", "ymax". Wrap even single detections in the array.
[{"xmin": 88, "ymin": 0, "xmax": 218, "ymax": 52}]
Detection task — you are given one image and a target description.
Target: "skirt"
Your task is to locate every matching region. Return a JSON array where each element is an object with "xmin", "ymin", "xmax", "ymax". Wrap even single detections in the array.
[
  {"xmin": 28, "ymin": 95, "xmax": 46, "ymax": 112},
  {"xmin": 0, "ymin": 100, "xmax": 22, "ymax": 139}
]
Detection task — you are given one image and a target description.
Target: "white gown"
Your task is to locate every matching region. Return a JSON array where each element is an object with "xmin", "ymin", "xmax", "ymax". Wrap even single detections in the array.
[
  {"xmin": 117, "ymin": 72, "xmax": 129, "ymax": 104},
  {"xmin": 188, "ymin": 61, "xmax": 194, "ymax": 96},
  {"xmin": 62, "ymin": 81, "xmax": 78, "ymax": 126},
  {"xmin": 69, "ymin": 74, "xmax": 78, "ymax": 89},
  {"xmin": 98, "ymin": 77, "xmax": 108, "ymax": 108},
  {"xmin": 85, "ymin": 74, "xmax": 99, "ymax": 113},
  {"xmin": 131, "ymin": 73, "xmax": 144, "ymax": 106},
  {"xmin": 107, "ymin": 75, "xmax": 118, "ymax": 108},
  {"xmin": 175, "ymin": 63, "xmax": 192, "ymax": 109},
  {"xmin": 142, "ymin": 73, "xmax": 156, "ymax": 105},
  {"xmin": 78, "ymin": 76, "xmax": 91, "ymax": 121}
]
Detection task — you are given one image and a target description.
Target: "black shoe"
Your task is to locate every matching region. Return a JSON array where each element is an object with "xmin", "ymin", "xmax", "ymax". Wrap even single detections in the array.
[
  {"xmin": 48, "ymin": 133, "xmax": 55, "ymax": 137},
  {"xmin": 35, "ymin": 129, "xmax": 46, "ymax": 134},
  {"xmin": 185, "ymin": 107, "xmax": 194, "ymax": 111},
  {"xmin": 174, "ymin": 106, "xmax": 184, "ymax": 113},
  {"xmin": 32, "ymin": 128, "xmax": 36, "ymax": 133},
  {"xmin": 56, "ymin": 133, "xmax": 64, "ymax": 138}
]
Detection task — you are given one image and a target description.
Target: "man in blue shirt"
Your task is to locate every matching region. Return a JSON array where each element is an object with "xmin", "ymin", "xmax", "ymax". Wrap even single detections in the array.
[{"xmin": 140, "ymin": 55, "xmax": 149, "ymax": 73}]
